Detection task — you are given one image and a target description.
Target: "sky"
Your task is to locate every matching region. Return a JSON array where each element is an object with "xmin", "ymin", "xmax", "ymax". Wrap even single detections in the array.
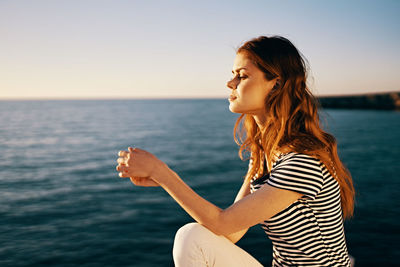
[{"xmin": 0, "ymin": 0, "xmax": 399, "ymax": 99}]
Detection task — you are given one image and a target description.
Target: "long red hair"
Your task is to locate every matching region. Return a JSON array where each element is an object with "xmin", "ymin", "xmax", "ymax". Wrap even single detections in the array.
[{"xmin": 233, "ymin": 36, "xmax": 355, "ymax": 219}]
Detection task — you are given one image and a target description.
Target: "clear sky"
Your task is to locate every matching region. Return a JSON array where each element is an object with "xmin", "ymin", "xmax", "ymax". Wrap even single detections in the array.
[{"xmin": 1, "ymin": 0, "xmax": 399, "ymax": 99}]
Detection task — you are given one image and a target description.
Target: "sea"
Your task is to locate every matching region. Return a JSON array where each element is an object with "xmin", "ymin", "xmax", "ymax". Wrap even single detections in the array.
[{"xmin": 0, "ymin": 99, "xmax": 399, "ymax": 267}]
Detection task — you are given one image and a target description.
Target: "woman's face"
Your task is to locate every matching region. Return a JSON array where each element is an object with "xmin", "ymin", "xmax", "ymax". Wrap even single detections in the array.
[{"xmin": 227, "ymin": 52, "xmax": 276, "ymax": 117}]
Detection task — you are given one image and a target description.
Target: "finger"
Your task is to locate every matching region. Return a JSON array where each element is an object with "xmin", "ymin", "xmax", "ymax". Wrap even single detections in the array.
[
  {"xmin": 117, "ymin": 157, "xmax": 126, "ymax": 164},
  {"xmin": 126, "ymin": 148, "xmax": 137, "ymax": 161},
  {"xmin": 118, "ymin": 150, "xmax": 129, "ymax": 157},
  {"xmin": 116, "ymin": 165, "xmax": 125, "ymax": 171},
  {"xmin": 117, "ymin": 164, "xmax": 128, "ymax": 172},
  {"xmin": 119, "ymin": 171, "xmax": 129, "ymax": 178}
]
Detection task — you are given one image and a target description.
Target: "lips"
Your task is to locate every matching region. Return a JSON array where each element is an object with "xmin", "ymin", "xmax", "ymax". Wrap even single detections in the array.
[{"xmin": 229, "ymin": 95, "xmax": 237, "ymax": 101}]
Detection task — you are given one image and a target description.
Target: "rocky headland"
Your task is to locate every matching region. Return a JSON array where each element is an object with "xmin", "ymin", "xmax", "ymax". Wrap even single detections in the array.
[{"xmin": 317, "ymin": 91, "xmax": 400, "ymax": 110}]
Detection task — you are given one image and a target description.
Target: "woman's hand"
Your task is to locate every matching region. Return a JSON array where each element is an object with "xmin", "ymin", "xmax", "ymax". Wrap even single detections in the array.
[
  {"xmin": 129, "ymin": 176, "xmax": 160, "ymax": 187},
  {"xmin": 116, "ymin": 147, "xmax": 165, "ymax": 187}
]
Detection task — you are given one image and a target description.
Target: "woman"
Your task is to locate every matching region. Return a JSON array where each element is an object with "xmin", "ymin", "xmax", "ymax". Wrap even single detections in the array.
[{"xmin": 116, "ymin": 35, "xmax": 355, "ymax": 266}]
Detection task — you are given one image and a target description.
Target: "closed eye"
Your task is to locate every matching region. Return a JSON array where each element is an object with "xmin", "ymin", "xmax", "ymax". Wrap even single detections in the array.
[{"xmin": 230, "ymin": 74, "xmax": 247, "ymax": 82}]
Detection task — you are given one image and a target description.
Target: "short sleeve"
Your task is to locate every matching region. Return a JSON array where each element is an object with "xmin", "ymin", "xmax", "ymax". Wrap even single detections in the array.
[{"xmin": 267, "ymin": 153, "xmax": 324, "ymax": 200}]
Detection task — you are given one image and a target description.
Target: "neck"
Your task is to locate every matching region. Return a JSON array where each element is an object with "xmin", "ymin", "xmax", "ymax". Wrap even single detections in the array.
[{"xmin": 253, "ymin": 113, "xmax": 267, "ymax": 131}]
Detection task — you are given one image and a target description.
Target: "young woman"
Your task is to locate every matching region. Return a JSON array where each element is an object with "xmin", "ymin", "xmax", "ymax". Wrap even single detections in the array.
[{"xmin": 116, "ymin": 35, "xmax": 355, "ymax": 266}]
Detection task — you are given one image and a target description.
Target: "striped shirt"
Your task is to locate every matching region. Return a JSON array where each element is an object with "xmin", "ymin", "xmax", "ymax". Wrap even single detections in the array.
[{"xmin": 250, "ymin": 152, "xmax": 351, "ymax": 266}]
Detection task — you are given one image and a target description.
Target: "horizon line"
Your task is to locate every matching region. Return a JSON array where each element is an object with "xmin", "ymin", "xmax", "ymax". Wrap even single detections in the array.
[{"xmin": 0, "ymin": 90, "xmax": 399, "ymax": 101}]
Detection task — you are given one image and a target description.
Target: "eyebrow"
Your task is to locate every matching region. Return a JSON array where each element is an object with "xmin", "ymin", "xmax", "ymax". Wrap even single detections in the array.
[{"xmin": 231, "ymin": 67, "xmax": 247, "ymax": 74}]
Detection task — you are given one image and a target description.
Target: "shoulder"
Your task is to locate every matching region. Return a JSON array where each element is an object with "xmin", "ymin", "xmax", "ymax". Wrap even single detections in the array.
[
  {"xmin": 268, "ymin": 152, "xmax": 325, "ymax": 200},
  {"xmin": 273, "ymin": 152, "xmax": 322, "ymax": 170}
]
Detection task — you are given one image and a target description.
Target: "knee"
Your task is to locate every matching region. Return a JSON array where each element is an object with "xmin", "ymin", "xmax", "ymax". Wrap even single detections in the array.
[
  {"xmin": 173, "ymin": 222, "xmax": 210, "ymax": 256},
  {"xmin": 174, "ymin": 222, "xmax": 206, "ymax": 246}
]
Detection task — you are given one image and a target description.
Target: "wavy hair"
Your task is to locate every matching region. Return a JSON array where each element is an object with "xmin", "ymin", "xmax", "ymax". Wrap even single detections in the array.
[{"xmin": 233, "ymin": 35, "xmax": 355, "ymax": 219}]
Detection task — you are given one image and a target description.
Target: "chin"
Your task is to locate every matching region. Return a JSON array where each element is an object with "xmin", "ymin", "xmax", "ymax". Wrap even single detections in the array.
[{"xmin": 228, "ymin": 102, "xmax": 242, "ymax": 114}]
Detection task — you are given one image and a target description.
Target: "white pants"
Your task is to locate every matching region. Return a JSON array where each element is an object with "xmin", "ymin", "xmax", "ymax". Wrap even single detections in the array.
[
  {"xmin": 172, "ymin": 222, "xmax": 264, "ymax": 267},
  {"xmin": 173, "ymin": 222, "xmax": 356, "ymax": 267}
]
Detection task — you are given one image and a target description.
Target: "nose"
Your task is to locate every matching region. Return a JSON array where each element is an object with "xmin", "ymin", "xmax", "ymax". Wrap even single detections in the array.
[{"xmin": 226, "ymin": 77, "xmax": 237, "ymax": 90}]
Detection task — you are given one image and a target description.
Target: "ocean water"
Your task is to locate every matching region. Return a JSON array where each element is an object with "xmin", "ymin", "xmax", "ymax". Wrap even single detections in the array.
[{"xmin": 0, "ymin": 99, "xmax": 399, "ymax": 267}]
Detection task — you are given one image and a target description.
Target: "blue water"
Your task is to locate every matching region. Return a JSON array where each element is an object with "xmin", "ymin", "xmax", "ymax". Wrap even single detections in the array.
[{"xmin": 0, "ymin": 99, "xmax": 399, "ymax": 267}]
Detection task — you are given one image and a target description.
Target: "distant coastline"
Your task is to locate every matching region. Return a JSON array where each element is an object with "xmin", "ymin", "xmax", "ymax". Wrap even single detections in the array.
[
  {"xmin": 317, "ymin": 91, "xmax": 400, "ymax": 110},
  {"xmin": 1, "ymin": 91, "xmax": 399, "ymax": 110}
]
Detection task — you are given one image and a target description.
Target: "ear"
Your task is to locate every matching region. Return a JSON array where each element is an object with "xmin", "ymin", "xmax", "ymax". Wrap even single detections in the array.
[{"xmin": 272, "ymin": 78, "xmax": 281, "ymax": 90}]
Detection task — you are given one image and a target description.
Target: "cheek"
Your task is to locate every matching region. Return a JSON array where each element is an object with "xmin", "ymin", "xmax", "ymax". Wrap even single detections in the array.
[
  {"xmin": 239, "ymin": 86, "xmax": 266, "ymax": 106},
  {"xmin": 232, "ymin": 93, "xmax": 264, "ymax": 114}
]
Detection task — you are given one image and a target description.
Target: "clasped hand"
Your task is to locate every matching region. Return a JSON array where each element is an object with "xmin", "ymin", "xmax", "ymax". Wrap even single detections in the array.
[{"xmin": 116, "ymin": 147, "xmax": 163, "ymax": 187}]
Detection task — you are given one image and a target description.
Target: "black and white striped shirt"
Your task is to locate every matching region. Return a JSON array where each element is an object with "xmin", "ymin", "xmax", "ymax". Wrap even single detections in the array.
[{"xmin": 250, "ymin": 152, "xmax": 351, "ymax": 266}]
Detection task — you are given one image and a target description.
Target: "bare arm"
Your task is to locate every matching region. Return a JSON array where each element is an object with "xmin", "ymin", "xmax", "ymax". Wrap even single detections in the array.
[
  {"xmin": 224, "ymin": 178, "xmax": 251, "ymax": 243},
  {"xmin": 152, "ymin": 162, "xmax": 302, "ymax": 237},
  {"xmin": 118, "ymin": 148, "xmax": 302, "ymax": 239},
  {"xmin": 224, "ymin": 157, "xmax": 254, "ymax": 243}
]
